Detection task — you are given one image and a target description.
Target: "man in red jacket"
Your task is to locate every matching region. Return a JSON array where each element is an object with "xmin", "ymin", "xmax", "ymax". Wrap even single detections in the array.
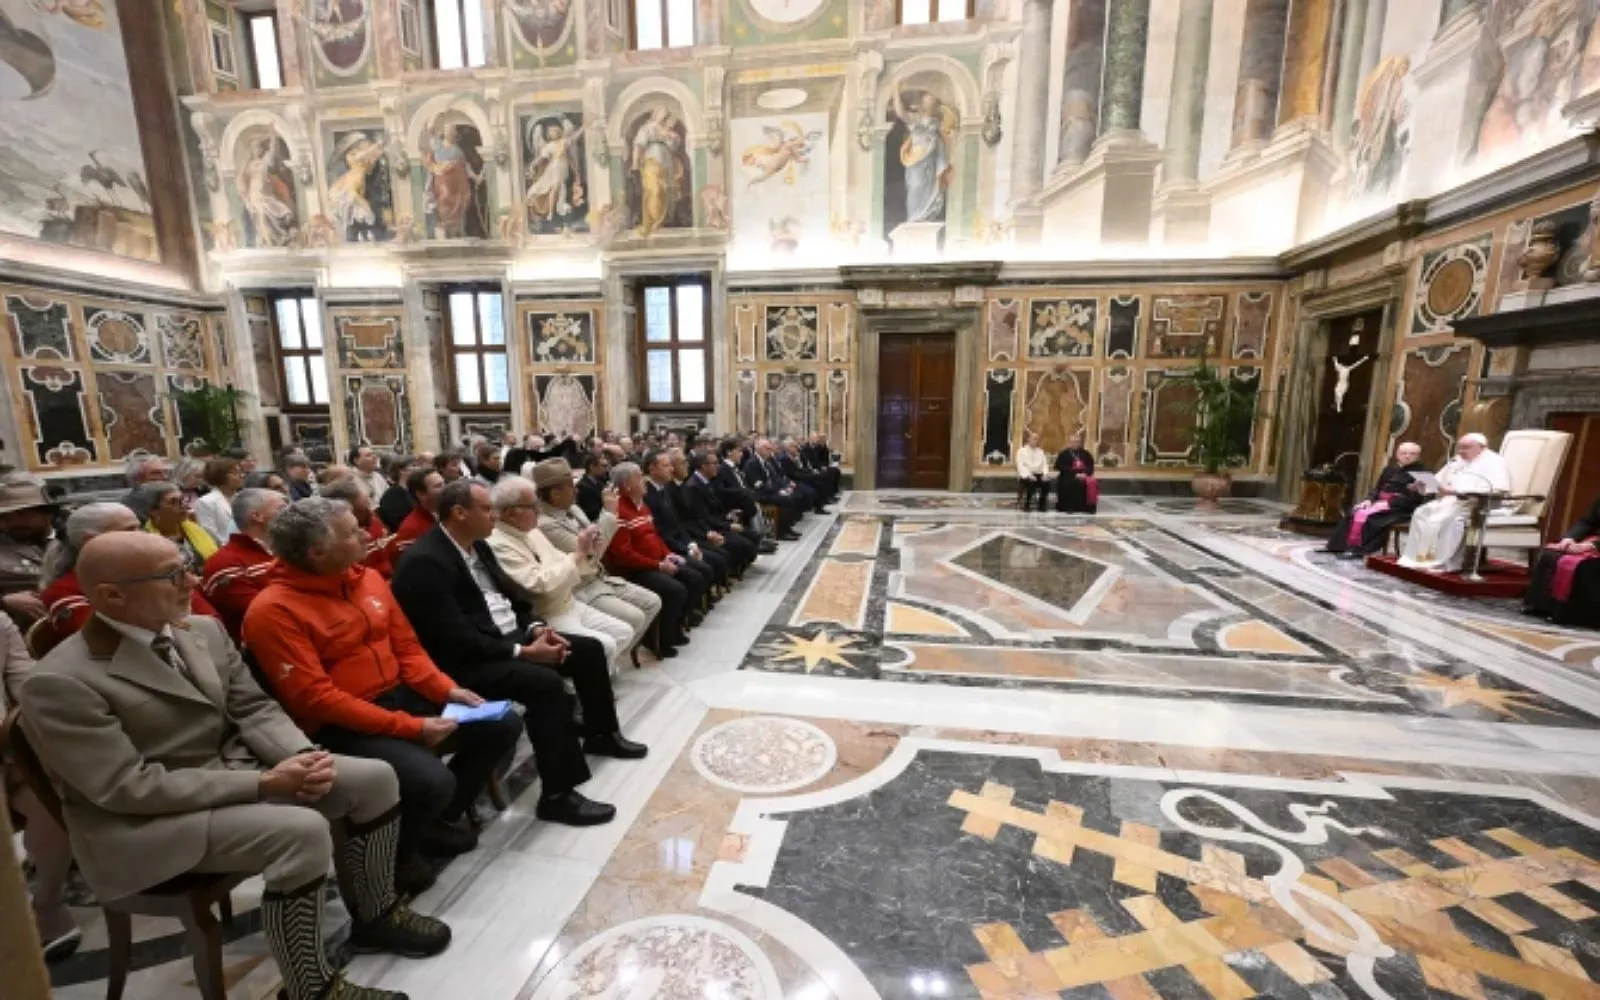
[
  {"xmin": 201, "ymin": 488, "xmax": 286, "ymax": 639},
  {"xmin": 318, "ymin": 476, "xmax": 393, "ymax": 577},
  {"xmin": 390, "ymin": 467, "xmax": 444, "ymax": 560},
  {"xmin": 604, "ymin": 462, "xmax": 705, "ymax": 651},
  {"xmin": 242, "ymin": 496, "xmax": 522, "ymax": 893}
]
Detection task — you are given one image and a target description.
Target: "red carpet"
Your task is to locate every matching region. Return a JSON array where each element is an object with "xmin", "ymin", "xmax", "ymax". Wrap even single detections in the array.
[{"xmin": 1364, "ymin": 555, "xmax": 1530, "ymax": 599}]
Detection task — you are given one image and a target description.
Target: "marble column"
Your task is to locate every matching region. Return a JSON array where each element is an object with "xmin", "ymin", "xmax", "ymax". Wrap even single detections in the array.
[
  {"xmin": 1056, "ymin": 0, "xmax": 1107, "ymax": 168},
  {"xmin": 1277, "ymin": 0, "xmax": 1336, "ymax": 129},
  {"xmin": 1357, "ymin": 0, "xmax": 1388, "ymax": 85},
  {"xmin": 1331, "ymin": 0, "xmax": 1369, "ymax": 150},
  {"xmin": 1009, "ymin": 0, "xmax": 1053, "ymax": 204},
  {"xmin": 1099, "ymin": 0, "xmax": 1151, "ymax": 136},
  {"xmin": 1231, "ymin": 0, "xmax": 1290, "ymax": 150},
  {"xmin": 1162, "ymin": 0, "xmax": 1213, "ymax": 184}
]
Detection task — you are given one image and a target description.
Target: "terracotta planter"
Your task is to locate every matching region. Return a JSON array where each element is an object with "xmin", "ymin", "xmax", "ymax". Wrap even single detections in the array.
[{"xmin": 1190, "ymin": 471, "xmax": 1233, "ymax": 509}]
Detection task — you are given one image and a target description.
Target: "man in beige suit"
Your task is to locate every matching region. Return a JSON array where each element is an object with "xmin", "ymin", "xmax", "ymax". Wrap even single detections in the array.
[{"xmin": 19, "ymin": 532, "xmax": 450, "ymax": 1000}]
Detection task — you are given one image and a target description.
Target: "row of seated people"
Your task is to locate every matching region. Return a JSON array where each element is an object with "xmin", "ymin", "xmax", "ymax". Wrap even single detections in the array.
[{"xmin": 0, "ymin": 430, "xmax": 841, "ymax": 991}]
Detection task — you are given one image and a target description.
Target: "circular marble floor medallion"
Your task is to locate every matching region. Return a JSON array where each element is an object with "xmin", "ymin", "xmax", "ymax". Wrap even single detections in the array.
[
  {"xmin": 531, "ymin": 915, "xmax": 781, "ymax": 1000},
  {"xmin": 691, "ymin": 716, "xmax": 838, "ymax": 794}
]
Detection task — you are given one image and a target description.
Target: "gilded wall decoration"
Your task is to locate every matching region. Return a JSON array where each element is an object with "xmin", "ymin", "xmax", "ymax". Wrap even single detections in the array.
[
  {"xmin": 736, "ymin": 369, "xmax": 759, "ymax": 432},
  {"xmin": 1410, "ymin": 234, "xmax": 1491, "ymax": 335},
  {"xmin": 1104, "ymin": 295, "xmax": 1140, "ymax": 360},
  {"xmin": 825, "ymin": 304, "xmax": 851, "ymax": 364},
  {"xmin": 1231, "ymin": 291, "xmax": 1273, "ymax": 359},
  {"xmin": 84, "ymin": 308, "xmax": 150, "ymax": 365},
  {"xmin": 734, "ymin": 304, "xmax": 759, "ymax": 363},
  {"xmin": 528, "ymin": 310, "xmax": 596, "ymax": 363},
  {"xmin": 1027, "ymin": 298, "xmax": 1097, "ymax": 359},
  {"xmin": 1096, "ymin": 365, "xmax": 1133, "ymax": 468},
  {"xmin": 1141, "ymin": 370, "xmax": 1200, "ymax": 464},
  {"xmin": 826, "ymin": 369, "xmax": 849, "ymax": 451},
  {"xmin": 462, "ymin": 416, "xmax": 513, "ymax": 443},
  {"xmin": 157, "ymin": 313, "xmax": 206, "ymax": 371},
  {"xmin": 333, "ymin": 313, "xmax": 405, "ymax": 369},
  {"xmin": 1147, "ymin": 294, "xmax": 1225, "ymax": 358},
  {"xmin": 521, "ymin": 111, "xmax": 592, "ymax": 235},
  {"xmin": 342, "ymin": 374, "xmax": 410, "ymax": 452},
  {"xmin": 765, "ymin": 372, "xmax": 819, "ymax": 441},
  {"xmin": 534, "ymin": 373, "xmax": 597, "ymax": 438},
  {"xmin": 6, "ymin": 296, "xmax": 76, "ymax": 361},
  {"xmin": 986, "ymin": 298, "xmax": 1020, "ymax": 362},
  {"xmin": 286, "ymin": 416, "xmax": 335, "ymax": 463},
  {"xmin": 19, "ymin": 367, "xmax": 95, "ymax": 467},
  {"xmin": 764, "ymin": 305, "xmax": 819, "ymax": 361},
  {"xmin": 1021, "ymin": 368, "xmax": 1091, "ymax": 455},
  {"xmin": 1391, "ymin": 343, "xmax": 1473, "ymax": 469},
  {"xmin": 981, "ymin": 369, "xmax": 1016, "ymax": 465},
  {"xmin": 96, "ymin": 371, "xmax": 166, "ymax": 459}
]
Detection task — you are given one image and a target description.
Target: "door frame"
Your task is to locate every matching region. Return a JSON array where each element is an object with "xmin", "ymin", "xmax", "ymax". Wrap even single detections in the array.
[{"xmin": 854, "ymin": 306, "xmax": 980, "ymax": 491}]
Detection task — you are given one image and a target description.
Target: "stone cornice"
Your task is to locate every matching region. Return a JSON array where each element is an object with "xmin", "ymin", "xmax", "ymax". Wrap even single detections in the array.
[
  {"xmin": 0, "ymin": 258, "xmax": 219, "ymax": 309},
  {"xmin": 1278, "ymin": 201, "xmax": 1427, "ymax": 271}
]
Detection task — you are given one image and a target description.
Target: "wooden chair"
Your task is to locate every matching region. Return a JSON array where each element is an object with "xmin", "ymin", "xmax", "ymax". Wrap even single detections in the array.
[{"xmin": 0, "ymin": 709, "xmax": 243, "ymax": 1000}]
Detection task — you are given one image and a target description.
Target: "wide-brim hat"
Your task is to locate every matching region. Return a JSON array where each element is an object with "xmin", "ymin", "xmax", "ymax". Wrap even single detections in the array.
[
  {"xmin": 531, "ymin": 457, "xmax": 574, "ymax": 489},
  {"xmin": 0, "ymin": 478, "xmax": 58, "ymax": 515}
]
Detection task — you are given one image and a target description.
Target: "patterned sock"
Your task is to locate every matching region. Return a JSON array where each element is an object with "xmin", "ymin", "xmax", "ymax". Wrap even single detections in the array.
[
  {"xmin": 336, "ymin": 805, "xmax": 401, "ymax": 924},
  {"xmin": 261, "ymin": 877, "xmax": 334, "ymax": 1000}
]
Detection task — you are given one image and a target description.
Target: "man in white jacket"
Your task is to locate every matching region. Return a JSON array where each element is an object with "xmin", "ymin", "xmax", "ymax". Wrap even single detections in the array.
[
  {"xmin": 485, "ymin": 475, "xmax": 635, "ymax": 669},
  {"xmin": 1015, "ymin": 430, "xmax": 1053, "ymax": 512}
]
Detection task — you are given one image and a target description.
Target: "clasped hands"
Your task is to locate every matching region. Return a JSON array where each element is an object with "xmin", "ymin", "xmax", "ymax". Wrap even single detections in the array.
[
  {"xmin": 1551, "ymin": 537, "xmax": 1598, "ymax": 554},
  {"xmin": 260, "ymin": 750, "xmax": 337, "ymax": 803}
]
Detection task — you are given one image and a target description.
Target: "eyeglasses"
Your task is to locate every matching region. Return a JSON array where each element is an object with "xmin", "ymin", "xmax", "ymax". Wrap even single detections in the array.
[{"xmin": 109, "ymin": 565, "xmax": 191, "ymax": 587}]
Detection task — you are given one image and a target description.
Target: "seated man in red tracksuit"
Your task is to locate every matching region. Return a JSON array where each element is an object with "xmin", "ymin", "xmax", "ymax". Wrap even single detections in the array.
[
  {"xmin": 200, "ymin": 488, "xmax": 286, "ymax": 639},
  {"xmin": 603, "ymin": 462, "xmax": 706, "ymax": 654}
]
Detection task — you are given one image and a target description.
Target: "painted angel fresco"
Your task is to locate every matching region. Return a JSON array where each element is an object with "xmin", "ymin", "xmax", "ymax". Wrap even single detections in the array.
[
  {"xmin": 740, "ymin": 121, "xmax": 823, "ymax": 189},
  {"xmin": 523, "ymin": 112, "xmax": 591, "ymax": 234}
]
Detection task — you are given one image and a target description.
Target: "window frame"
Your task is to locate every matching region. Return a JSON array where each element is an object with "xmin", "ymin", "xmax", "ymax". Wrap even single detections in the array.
[
  {"xmin": 634, "ymin": 277, "xmax": 712, "ymax": 412},
  {"xmin": 242, "ymin": 11, "xmax": 283, "ymax": 91},
  {"xmin": 268, "ymin": 292, "xmax": 329, "ymax": 412},
  {"xmin": 429, "ymin": 0, "xmax": 488, "ymax": 69},
  {"xmin": 209, "ymin": 21, "xmax": 238, "ymax": 83},
  {"xmin": 895, "ymin": 0, "xmax": 974, "ymax": 25},
  {"xmin": 399, "ymin": 0, "xmax": 422, "ymax": 56},
  {"xmin": 442, "ymin": 285, "xmax": 510, "ymax": 411},
  {"xmin": 630, "ymin": 0, "xmax": 696, "ymax": 51}
]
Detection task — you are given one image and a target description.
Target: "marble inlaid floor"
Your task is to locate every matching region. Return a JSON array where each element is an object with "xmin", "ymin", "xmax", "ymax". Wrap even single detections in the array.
[{"xmin": 34, "ymin": 493, "xmax": 1600, "ymax": 1000}]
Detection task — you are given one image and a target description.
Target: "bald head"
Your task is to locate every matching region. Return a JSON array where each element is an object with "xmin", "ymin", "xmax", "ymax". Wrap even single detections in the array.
[{"xmin": 79, "ymin": 532, "xmax": 193, "ymax": 631}]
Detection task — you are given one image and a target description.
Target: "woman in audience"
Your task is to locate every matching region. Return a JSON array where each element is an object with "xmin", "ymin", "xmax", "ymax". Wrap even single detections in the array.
[
  {"xmin": 193, "ymin": 457, "xmax": 243, "ymax": 543},
  {"xmin": 1054, "ymin": 430, "xmax": 1098, "ymax": 514},
  {"xmin": 1, "ymin": 612, "xmax": 79, "ymax": 962},
  {"xmin": 1016, "ymin": 430, "xmax": 1052, "ymax": 512},
  {"xmin": 137, "ymin": 481, "xmax": 218, "ymax": 575},
  {"xmin": 173, "ymin": 457, "xmax": 207, "ymax": 514}
]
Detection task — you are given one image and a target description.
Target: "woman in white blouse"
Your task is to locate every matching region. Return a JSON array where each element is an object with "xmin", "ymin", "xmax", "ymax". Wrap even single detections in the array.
[
  {"xmin": 193, "ymin": 456, "xmax": 244, "ymax": 544},
  {"xmin": 1016, "ymin": 430, "xmax": 1053, "ymax": 511}
]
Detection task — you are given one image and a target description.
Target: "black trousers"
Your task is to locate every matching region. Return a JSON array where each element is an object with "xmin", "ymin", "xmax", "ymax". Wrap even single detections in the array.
[
  {"xmin": 812, "ymin": 466, "xmax": 841, "ymax": 499},
  {"xmin": 316, "ymin": 686, "xmax": 523, "ymax": 862},
  {"xmin": 625, "ymin": 569, "xmax": 690, "ymax": 644},
  {"xmin": 690, "ymin": 547, "xmax": 730, "ymax": 588},
  {"xmin": 762, "ymin": 492, "xmax": 807, "ymax": 533},
  {"xmin": 714, "ymin": 530, "xmax": 758, "ymax": 575},
  {"xmin": 447, "ymin": 634, "xmax": 618, "ymax": 797},
  {"xmin": 1021, "ymin": 476, "xmax": 1050, "ymax": 511}
]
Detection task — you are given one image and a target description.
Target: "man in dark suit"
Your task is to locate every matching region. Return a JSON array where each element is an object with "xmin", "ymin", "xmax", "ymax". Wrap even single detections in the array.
[
  {"xmin": 672, "ymin": 449, "xmax": 757, "ymax": 577},
  {"xmin": 575, "ymin": 452, "xmax": 609, "ymax": 522},
  {"xmin": 642, "ymin": 451, "xmax": 729, "ymax": 590},
  {"xmin": 778, "ymin": 438, "xmax": 830, "ymax": 514},
  {"xmin": 712, "ymin": 439, "xmax": 761, "ymax": 523},
  {"xmin": 801, "ymin": 432, "xmax": 841, "ymax": 502},
  {"xmin": 390, "ymin": 480, "xmax": 647, "ymax": 827},
  {"xmin": 744, "ymin": 438, "xmax": 810, "ymax": 533}
]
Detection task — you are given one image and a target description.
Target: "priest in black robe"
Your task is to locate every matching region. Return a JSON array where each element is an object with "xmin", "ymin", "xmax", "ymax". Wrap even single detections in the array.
[
  {"xmin": 1524, "ymin": 495, "xmax": 1600, "ymax": 627},
  {"xmin": 1325, "ymin": 442, "xmax": 1428, "ymax": 557},
  {"xmin": 1054, "ymin": 431, "xmax": 1098, "ymax": 514}
]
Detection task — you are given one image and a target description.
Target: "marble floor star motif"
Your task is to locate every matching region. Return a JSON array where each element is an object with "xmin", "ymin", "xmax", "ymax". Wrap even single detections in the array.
[{"xmin": 768, "ymin": 629, "xmax": 862, "ymax": 673}]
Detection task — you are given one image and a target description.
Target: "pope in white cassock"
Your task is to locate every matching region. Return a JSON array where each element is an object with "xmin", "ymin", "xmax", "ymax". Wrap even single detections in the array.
[{"xmin": 1397, "ymin": 433, "xmax": 1511, "ymax": 573}]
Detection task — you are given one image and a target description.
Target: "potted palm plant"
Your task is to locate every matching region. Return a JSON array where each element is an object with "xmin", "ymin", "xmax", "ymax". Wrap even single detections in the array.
[
  {"xmin": 169, "ymin": 383, "xmax": 245, "ymax": 453},
  {"xmin": 1172, "ymin": 349, "xmax": 1260, "ymax": 509}
]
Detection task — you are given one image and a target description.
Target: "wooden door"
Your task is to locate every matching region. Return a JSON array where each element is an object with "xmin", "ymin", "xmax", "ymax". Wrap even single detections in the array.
[
  {"xmin": 877, "ymin": 333, "xmax": 956, "ymax": 488},
  {"xmin": 1309, "ymin": 308, "xmax": 1384, "ymax": 487}
]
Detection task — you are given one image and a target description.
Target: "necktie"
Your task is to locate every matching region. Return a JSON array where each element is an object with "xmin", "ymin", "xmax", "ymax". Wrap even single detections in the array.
[{"xmin": 150, "ymin": 634, "xmax": 193, "ymax": 684}]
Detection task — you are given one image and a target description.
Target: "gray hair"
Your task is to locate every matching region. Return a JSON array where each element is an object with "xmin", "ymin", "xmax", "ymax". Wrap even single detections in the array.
[
  {"xmin": 231, "ymin": 487, "xmax": 282, "ymax": 531},
  {"xmin": 610, "ymin": 462, "xmax": 641, "ymax": 490},
  {"xmin": 270, "ymin": 497, "xmax": 351, "ymax": 572},
  {"xmin": 491, "ymin": 475, "xmax": 537, "ymax": 511},
  {"xmin": 131, "ymin": 481, "xmax": 179, "ymax": 518},
  {"xmin": 40, "ymin": 502, "xmax": 140, "ymax": 587},
  {"xmin": 316, "ymin": 477, "xmax": 365, "ymax": 504},
  {"xmin": 124, "ymin": 453, "xmax": 166, "ymax": 486},
  {"xmin": 173, "ymin": 456, "xmax": 204, "ymax": 486}
]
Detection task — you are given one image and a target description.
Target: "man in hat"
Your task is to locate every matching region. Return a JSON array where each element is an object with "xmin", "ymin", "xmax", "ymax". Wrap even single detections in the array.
[{"xmin": 0, "ymin": 475, "xmax": 60, "ymax": 626}]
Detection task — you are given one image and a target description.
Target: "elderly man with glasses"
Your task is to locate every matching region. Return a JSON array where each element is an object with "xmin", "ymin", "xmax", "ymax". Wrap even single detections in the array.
[{"xmin": 21, "ymin": 531, "xmax": 450, "ymax": 1000}]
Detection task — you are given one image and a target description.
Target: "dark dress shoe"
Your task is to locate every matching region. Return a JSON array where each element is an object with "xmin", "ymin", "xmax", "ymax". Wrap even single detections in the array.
[
  {"xmin": 535, "ymin": 790, "xmax": 617, "ymax": 826},
  {"xmin": 421, "ymin": 816, "xmax": 478, "ymax": 857},
  {"xmin": 348, "ymin": 902, "xmax": 452, "ymax": 958},
  {"xmin": 656, "ymin": 644, "xmax": 679, "ymax": 658},
  {"xmin": 395, "ymin": 855, "xmax": 438, "ymax": 897},
  {"xmin": 584, "ymin": 733, "xmax": 649, "ymax": 759},
  {"xmin": 778, "ymin": 530, "xmax": 802, "ymax": 541}
]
